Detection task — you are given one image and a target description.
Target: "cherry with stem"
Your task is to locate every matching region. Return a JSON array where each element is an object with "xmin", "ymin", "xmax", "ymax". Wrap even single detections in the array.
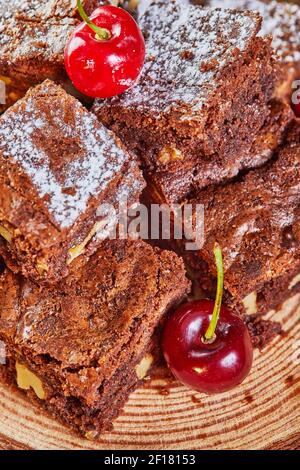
[
  {"xmin": 76, "ymin": 0, "xmax": 110, "ymax": 40},
  {"xmin": 65, "ymin": 0, "xmax": 145, "ymax": 98},
  {"xmin": 162, "ymin": 243, "xmax": 254, "ymax": 394}
]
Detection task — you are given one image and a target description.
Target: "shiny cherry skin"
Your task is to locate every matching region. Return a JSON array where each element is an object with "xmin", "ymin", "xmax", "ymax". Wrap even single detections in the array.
[
  {"xmin": 292, "ymin": 102, "xmax": 300, "ymax": 118},
  {"xmin": 65, "ymin": 5, "xmax": 145, "ymax": 98},
  {"xmin": 162, "ymin": 300, "xmax": 253, "ymax": 394}
]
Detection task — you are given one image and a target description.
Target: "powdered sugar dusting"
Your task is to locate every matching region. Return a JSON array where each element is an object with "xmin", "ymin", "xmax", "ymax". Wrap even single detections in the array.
[
  {"xmin": 0, "ymin": 0, "xmax": 88, "ymax": 21},
  {"xmin": 205, "ymin": 0, "xmax": 300, "ymax": 63},
  {"xmin": 99, "ymin": 0, "xmax": 260, "ymax": 114},
  {"xmin": 0, "ymin": 81, "xmax": 129, "ymax": 229},
  {"xmin": 0, "ymin": 0, "xmax": 57, "ymax": 20},
  {"xmin": 0, "ymin": 1, "xmax": 99, "ymax": 59},
  {"xmin": 0, "ymin": 18, "xmax": 77, "ymax": 63}
]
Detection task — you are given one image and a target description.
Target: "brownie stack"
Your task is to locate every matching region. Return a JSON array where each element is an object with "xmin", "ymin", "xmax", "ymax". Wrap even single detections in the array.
[
  {"xmin": 93, "ymin": 0, "xmax": 300, "ymax": 332},
  {"xmin": 0, "ymin": 78, "xmax": 190, "ymax": 436},
  {"xmin": 0, "ymin": 0, "xmax": 300, "ymax": 439},
  {"xmin": 0, "ymin": 1, "xmax": 191, "ymax": 437}
]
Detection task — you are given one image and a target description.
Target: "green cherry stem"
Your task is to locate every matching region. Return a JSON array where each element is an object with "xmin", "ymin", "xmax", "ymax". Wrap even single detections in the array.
[
  {"xmin": 77, "ymin": 0, "xmax": 111, "ymax": 40},
  {"xmin": 203, "ymin": 243, "xmax": 224, "ymax": 343}
]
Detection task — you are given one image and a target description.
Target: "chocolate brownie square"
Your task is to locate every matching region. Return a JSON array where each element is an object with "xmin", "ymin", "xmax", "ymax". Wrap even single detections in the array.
[
  {"xmin": 0, "ymin": 80, "xmax": 145, "ymax": 283},
  {"xmin": 93, "ymin": 0, "xmax": 275, "ymax": 199},
  {"xmin": 0, "ymin": 240, "xmax": 190, "ymax": 437},
  {"xmin": 144, "ymin": 98, "xmax": 292, "ymax": 203},
  {"xmin": 0, "ymin": 1, "xmax": 103, "ymax": 110},
  {"xmin": 134, "ymin": 0, "xmax": 300, "ymax": 68},
  {"xmin": 197, "ymin": 0, "xmax": 300, "ymax": 101},
  {"xmin": 0, "ymin": 17, "xmax": 78, "ymax": 90},
  {"xmin": 0, "ymin": 0, "xmax": 100, "ymax": 22},
  {"xmin": 178, "ymin": 118, "xmax": 300, "ymax": 317},
  {"xmin": 0, "ymin": 77, "xmax": 25, "ymax": 114}
]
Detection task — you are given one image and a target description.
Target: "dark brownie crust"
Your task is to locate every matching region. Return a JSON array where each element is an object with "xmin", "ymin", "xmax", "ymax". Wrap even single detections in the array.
[
  {"xmin": 0, "ymin": 240, "xmax": 191, "ymax": 436},
  {"xmin": 0, "ymin": 80, "xmax": 145, "ymax": 284},
  {"xmin": 179, "ymin": 119, "xmax": 300, "ymax": 314},
  {"xmin": 93, "ymin": 0, "xmax": 276, "ymax": 198}
]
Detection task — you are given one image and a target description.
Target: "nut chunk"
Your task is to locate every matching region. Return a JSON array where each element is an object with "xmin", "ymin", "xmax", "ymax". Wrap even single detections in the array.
[
  {"xmin": 0, "ymin": 80, "xmax": 145, "ymax": 283},
  {"xmin": 0, "ymin": 240, "xmax": 190, "ymax": 437}
]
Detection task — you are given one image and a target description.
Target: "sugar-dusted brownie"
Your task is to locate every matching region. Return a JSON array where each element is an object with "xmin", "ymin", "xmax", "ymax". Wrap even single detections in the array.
[
  {"xmin": 0, "ymin": 0, "xmax": 99, "ymax": 22},
  {"xmin": 195, "ymin": 0, "xmax": 300, "ymax": 101},
  {"xmin": 0, "ymin": 240, "xmax": 190, "ymax": 437},
  {"xmin": 129, "ymin": 0, "xmax": 300, "ymax": 102},
  {"xmin": 144, "ymin": 98, "xmax": 292, "ymax": 204},
  {"xmin": 0, "ymin": 80, "xmax": 145, "ymax": 283},
  {"xmin": 0, "ymin": 17, "xmax": 77, "ymax": 90},
  {"xmin": 198, "ymin": 0, "xmax": 300, "ymax": 68},
  {"xmin": 93, "ymin": 0, "xmax": 275, "ymax": 199},
  {"xmin": 0, "ymin": 1, "xmax": 102, "ymax": 109},
  {"xmin": 133, "ymin": 0, "xmax": 300, "ymax": 67},
  {"xmin": 178, "ymin": 118, "xmax": 300, "ymax": 317}
]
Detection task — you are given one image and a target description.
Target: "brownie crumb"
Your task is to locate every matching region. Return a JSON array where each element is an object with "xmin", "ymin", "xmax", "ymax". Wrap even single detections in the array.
[{"xmin": 62, "ymin": 187, "xmax": 76, "ymax": 196}]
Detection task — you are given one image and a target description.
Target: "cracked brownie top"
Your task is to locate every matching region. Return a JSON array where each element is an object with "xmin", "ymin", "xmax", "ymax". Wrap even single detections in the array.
[{"xmin": 188, "ymin": 119, "xmax": 300, "ymax": 299}]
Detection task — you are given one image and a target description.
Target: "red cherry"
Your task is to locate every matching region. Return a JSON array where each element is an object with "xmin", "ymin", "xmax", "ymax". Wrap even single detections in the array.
[
  {"xmin": 162, "ymin": 300, "xmax": 253, "ymax": 394},
  {"xmin": 162, "ymin": 244, "xmax": 253, "ymax": 394},
  {"xmin": 65, "ymin": 2, "xmax": 145, "ymax": 98}
]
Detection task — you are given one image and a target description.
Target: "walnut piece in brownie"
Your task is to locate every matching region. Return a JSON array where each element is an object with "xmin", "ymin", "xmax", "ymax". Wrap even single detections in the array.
[
  {"xmin": 180, "ymin": 119, "xmax": 300, "ymax": 316},
  {"xmin": 0, "ymin": 80, "xmax": 145, "ymax": 283},
  {"xmin": 93, "ymin": 0, "xmax": 275, "ymax": 199},
  {"xmin": 0, "ymin": 240, "xmax": 190, "ymax": 437}
]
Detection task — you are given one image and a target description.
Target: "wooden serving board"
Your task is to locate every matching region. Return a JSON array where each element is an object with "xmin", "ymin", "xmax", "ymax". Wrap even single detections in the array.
[{"xmin": 0, "ymin": 294, "xmax": 299, "ymax": 450}]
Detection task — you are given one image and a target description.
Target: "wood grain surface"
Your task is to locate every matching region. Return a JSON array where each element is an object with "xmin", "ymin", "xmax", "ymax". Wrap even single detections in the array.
[{"xmin": 0, "ymin": 294, "xmax": 299, "ymax": 450}]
